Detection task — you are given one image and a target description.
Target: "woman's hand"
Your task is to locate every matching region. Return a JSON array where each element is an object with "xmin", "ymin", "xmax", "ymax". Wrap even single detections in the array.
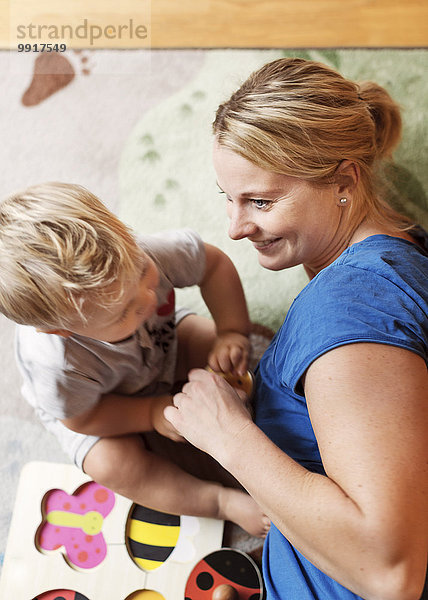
[
  {"xmin": 207, "ymin": 331, "xmax": 250, "ymax": 376},
  {"xmin": 164, "ymin": 369, "xmax": 253, "ymax": 464},
  {"xmin": 151, "ymin": 395, "xmax": 185, "ymax": 442}
]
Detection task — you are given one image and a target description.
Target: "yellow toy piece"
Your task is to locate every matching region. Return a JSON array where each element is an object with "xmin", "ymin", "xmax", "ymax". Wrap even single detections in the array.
[
  {"xmin": 125, "ymin": 591, "xmax": 166, "ymax": 600},
  {"xmin": 206, "ymin": 368, "xmax": 255, "ymax": 399},
  {"xmin": 126, "ymin": 504, "xmax": 180, "ymax": 572}
]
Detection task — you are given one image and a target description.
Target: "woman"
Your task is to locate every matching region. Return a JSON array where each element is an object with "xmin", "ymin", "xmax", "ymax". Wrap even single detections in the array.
[{"xmin": 165, "ymin": 58, "xmax": 428, "ymax": 600}]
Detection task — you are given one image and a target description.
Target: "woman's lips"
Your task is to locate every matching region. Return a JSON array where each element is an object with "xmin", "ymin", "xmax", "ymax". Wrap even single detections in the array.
[{"xmin": 252, "ymin": 238, "xmax": 282, "ymax": 252}]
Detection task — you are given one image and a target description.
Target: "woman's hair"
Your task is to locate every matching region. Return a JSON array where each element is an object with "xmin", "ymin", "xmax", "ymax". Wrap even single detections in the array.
[
  {"xmin": 214, "ymin": 57, "xmax": 412, "ymax": 232},
  {"xmin": 0, "ymin": 182, "xmax": 142, "ymax": 329}
]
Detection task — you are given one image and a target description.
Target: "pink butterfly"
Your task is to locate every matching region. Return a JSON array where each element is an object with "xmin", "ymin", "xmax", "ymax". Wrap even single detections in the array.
[{"xmin": 36, "ymin": 481, "xmax": 115, "ymax": 569}]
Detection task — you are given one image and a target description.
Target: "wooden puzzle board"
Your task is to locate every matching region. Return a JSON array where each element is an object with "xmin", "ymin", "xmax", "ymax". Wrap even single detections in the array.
[{"xmin": 0, "ymin": 461, "xmax": 224, "ymax": 600}]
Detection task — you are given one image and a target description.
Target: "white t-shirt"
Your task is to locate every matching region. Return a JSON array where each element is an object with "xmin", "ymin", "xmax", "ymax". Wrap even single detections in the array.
[{"xmin": 15, "ymin": 229, "xmax": 206, "ymax": 421}]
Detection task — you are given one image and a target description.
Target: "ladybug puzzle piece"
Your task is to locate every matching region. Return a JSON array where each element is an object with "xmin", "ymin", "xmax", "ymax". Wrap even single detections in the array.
[
  {"xmin": 185, "ymin": 548, "xmax": 263, "ymax": 600},
  {"xmin": 36, "ymin": 481, "xmax": 115, "ymax": 570},
  {"xmin": 32, "ymin": 591, "xmax": 90, "ymax": 600}
]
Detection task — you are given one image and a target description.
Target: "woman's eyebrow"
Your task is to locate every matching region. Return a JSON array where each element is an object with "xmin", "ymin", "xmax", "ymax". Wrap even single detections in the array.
[
  {"xmin": 216, "ymin": 182, "xmax": 284, "ymax": 198},
  {"xmin": 240, "ymin": 190, "xmax": 282, "ymax": 198}
]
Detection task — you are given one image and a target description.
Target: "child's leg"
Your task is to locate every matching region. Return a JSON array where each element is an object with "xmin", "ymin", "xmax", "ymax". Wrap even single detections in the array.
[
  {"xmin": 83, "ymin": 434, "xmax": 269, "ymax": 537},
  {"xmin": 175, "ymin": 314, "xmax": 217, "ymax": 381}
]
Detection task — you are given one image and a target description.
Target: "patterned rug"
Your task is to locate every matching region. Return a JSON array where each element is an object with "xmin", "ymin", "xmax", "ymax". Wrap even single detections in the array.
[{"xmin": 0, "ymin": 48, "xmax": 427, "ymax": 574}]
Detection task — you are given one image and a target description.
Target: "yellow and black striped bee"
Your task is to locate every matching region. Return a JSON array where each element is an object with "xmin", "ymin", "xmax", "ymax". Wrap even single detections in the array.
[{"xmin": 126, "ymin": 504, "xmax": 181, "ymax": 571}]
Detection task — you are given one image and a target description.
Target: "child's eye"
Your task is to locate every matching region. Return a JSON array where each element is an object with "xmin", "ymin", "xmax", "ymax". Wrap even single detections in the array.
[{"xmin": 118, "ymin": 308, "xmax": 129, "ymax": 323}]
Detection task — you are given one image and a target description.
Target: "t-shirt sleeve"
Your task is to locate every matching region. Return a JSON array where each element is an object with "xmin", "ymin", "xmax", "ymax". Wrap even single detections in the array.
[
  {"xmin": 137, "ymin": 229, "xmax": 206, "ymax": 288},
  {"xmin": 277, "ymin": 264, "xmax": 428, "ymax": 395},
  {"xmin": 15, "ymin": 326, "xmax": 102, "ymax": 420}
]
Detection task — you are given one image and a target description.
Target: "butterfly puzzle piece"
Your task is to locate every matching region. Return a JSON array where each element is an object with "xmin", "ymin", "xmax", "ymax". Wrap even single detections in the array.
[{"xmin": 36, "ymin": 481, "xmax": 115, "ymax": 570}]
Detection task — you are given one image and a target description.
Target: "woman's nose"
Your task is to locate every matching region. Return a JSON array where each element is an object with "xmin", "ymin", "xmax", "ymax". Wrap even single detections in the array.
[{"xmin": 228, "ymin": 207, "xmax": 257, "ymax": 240}]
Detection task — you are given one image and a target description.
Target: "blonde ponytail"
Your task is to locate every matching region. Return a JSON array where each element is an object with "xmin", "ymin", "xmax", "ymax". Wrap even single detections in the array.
[{"xmin": 358, "ymin": 81, "xmax": 402, "ymax": 160}]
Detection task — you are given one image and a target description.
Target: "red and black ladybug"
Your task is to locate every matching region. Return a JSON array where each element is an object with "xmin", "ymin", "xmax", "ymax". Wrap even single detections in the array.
[
  {"xmin": 32, "ymin": 591, "xmax": 90, "ymax": 600},
  {"xmin": 185, "ymin": 548, "xmax": 263, "ymax": 600}
]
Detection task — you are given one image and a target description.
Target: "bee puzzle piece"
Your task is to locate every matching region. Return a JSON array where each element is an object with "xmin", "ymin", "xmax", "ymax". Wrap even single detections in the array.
[
  {"xmin": 32, "ymin": 591, "xmax": 90, "ymax": 600},
  {"xmin": 185, "ymin": 548, "xmax": 263, "ymax": 600},
  {"xmin": 36, "ymin": 481, "xmax": 115, "ymax": 570},
  {"xmin": 126, "ymin": 504, "xmax": 181, "ymax": 572}
]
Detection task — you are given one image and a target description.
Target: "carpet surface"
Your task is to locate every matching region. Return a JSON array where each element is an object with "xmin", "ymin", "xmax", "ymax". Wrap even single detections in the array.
[{"xmin": 0, "ymin": 48, "xmax": 427, "ymax": 574}]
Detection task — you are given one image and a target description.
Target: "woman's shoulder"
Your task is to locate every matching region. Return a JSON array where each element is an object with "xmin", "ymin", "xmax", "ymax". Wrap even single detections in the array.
[
  {"xmin": 272, "ymin": 233, "xmax": 427, "ymax": 394},
  {"xmin": 275, "ymin": 233, "xmax": 428, "ymax": 390},
  {"xmin": 290, "ymin": 241, "xmax": 427, "ymax": 341},
  {"xmin": 315, "ymin": 230, "xmax": 428, "ymax": 304}
]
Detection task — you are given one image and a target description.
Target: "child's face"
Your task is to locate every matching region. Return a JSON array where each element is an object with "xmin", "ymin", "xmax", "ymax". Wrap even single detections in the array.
[{"xmin": 69, "ymin": 254, "xmax": 160, "ymax": 343}]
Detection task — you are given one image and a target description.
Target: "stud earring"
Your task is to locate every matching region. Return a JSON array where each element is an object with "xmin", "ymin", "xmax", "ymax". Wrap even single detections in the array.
[{"xmin": 339, "ymin": 197, "xmax": 348, "ymax": 205}]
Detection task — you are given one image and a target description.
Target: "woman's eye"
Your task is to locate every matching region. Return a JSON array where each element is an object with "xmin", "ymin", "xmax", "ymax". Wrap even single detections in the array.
[{"xmin": 251, "ymin": 198, "xmax": 269, "ymax": 209}]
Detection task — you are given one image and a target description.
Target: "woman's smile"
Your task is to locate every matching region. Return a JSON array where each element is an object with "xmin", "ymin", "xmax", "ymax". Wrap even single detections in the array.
[{"xmin": 251, "ymin": 237, "xmax": 283, "ymax": 252}]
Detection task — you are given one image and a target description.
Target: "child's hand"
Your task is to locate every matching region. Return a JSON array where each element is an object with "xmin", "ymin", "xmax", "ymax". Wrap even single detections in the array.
[
  {"xmin": 151, "ymin": 395, "xmax": 185, "ymax": 442},
  {"xmin": 208, "ymin": 331, "xmax": 250, "ymax": 376}
]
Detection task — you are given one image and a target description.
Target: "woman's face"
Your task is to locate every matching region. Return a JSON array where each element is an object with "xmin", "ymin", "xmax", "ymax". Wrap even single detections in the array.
[{"xmin": 213, "ymin": 141, "xmax": 348, "ymax": 274}]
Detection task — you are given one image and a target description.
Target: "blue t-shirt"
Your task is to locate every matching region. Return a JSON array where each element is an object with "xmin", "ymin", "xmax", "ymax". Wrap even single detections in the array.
[{"xmin": 255, "ymin": 232, "xmax": 428, "ymax": 599}]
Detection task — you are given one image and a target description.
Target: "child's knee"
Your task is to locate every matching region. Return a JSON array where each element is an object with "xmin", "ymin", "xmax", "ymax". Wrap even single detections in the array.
[{"xmin": 83, "ymin": 435, "xmax": 150, "ymax": 491}]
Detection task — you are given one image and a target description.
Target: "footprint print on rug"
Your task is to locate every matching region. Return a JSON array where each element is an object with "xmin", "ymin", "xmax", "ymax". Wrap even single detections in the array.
[{"xmin": 21, "ymin": 51, "xmax": 92, "ymax": 106}]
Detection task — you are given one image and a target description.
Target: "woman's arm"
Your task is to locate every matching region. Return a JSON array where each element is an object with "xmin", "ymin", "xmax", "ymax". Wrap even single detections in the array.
[
  {"xmin": 200, "ymin": 243, "xmax": 251, "ymax": 374},
  {"xmin": 165, "ymin": 343, "xmax": 428, "ymax": 600}
]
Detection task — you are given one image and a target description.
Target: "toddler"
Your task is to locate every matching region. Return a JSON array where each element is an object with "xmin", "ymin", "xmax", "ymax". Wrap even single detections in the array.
[{"xmin": 0, "ymin": 182, "xmax": 269, "ymax": 537}]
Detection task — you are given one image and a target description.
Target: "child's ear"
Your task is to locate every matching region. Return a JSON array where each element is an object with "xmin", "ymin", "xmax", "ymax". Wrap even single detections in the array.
[{"xmin": 36, "ymin": 328, "xmax": 72, "ymax": 338}]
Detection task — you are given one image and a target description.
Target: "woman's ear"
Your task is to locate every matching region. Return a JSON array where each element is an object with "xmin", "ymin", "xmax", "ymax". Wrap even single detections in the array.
[
  {"xmin": 36, "ymin": 328, "xmax": 72, "ymax": 338},
  {"xmin": 334, "ymin": 160, "xmax": 360, "ymax": 197}
]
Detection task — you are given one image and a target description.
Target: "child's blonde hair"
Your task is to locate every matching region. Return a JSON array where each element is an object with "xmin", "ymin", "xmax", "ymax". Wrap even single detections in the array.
[
  {"xmin": 0, "ymin": 182, "xmax": 142, "ymax": 329},
  {"xmin": 213, "ymin": 57, "xmax": 413, "ymax": 233}
]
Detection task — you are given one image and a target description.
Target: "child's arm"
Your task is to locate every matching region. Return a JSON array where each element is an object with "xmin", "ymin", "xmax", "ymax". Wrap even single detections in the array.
[
  {"xmin": 61, "ymin": 392, "xmax": 183, "ymax": 441},
  {"xmin": 200, "ymin": 244, "xmax": 251, "ymax": 376}
]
